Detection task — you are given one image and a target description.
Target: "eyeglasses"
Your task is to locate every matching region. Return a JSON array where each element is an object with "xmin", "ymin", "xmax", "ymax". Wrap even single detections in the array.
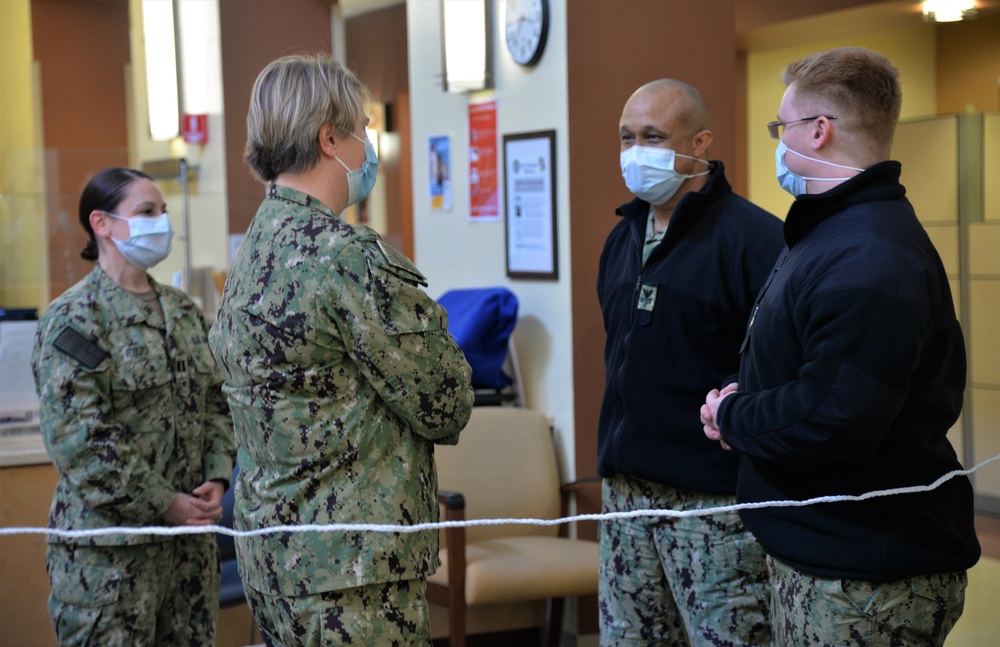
[{"xmin": 766, "ymin": 115, "xmax": 836, "ymax": 139}]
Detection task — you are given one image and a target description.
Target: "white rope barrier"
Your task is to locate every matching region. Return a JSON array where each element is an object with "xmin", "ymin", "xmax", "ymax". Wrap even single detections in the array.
[{"xmin": 2, "ymin": 452, "xmax": 998, "ymax": 541}]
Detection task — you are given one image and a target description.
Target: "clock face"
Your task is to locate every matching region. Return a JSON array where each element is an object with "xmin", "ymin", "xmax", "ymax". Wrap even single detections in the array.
[{"xmin": 505, "ymin": 0, "xmax": 549, "ymax": 67}]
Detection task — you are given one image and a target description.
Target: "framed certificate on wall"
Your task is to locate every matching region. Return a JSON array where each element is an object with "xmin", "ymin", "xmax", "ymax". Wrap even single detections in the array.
[{"xmin": 503, "ymin": 130, "xmax": 557, "ymax": 280}]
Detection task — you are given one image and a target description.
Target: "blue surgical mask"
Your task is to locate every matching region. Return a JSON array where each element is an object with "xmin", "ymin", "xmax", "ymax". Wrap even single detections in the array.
[
  {"xmin": 620, "ymin": 145, "xmax": 710, "ymax": 205},
  {"xmin": 105, "ymin": 211, "xmax": 174, "ymax": 270},
  {"xmin": 775, "ymin": 140, "xmax": 864, "ymax": 197},
  {"xmin": 336, "ymin": 133, "xmax": 379, "ymax": 207}
]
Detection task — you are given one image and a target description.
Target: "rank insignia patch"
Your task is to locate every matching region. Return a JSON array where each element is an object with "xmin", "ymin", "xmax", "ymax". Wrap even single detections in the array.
[{"xmin": 637, "ymin": 285, "xmax": 657, "ymax": 312}]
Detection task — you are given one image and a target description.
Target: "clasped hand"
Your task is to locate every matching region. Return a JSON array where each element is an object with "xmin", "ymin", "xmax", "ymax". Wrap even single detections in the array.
[
  {"xmin": 700, "ymin": 383, "xmax": 738, "ymax": 451},
  {"xmin": 162, "ymin": 480, "xmax": 225, "ymax": 526}
]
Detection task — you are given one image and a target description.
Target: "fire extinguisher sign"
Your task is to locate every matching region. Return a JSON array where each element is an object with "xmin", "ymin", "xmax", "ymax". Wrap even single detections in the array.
[{"xmin": 182, "ymin": 114, "xmax": 208, "ymax": 144}]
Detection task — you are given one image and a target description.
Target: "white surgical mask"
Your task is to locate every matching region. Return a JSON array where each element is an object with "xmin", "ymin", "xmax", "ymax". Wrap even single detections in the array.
[
  {"xmin": 620, "ymin": 146, "xmax": 710, "ymax": 205},
  {"xmin": 336, "ymin": 133, "xmax": 379, "ymax": 207},
  {"xmin": 775, "ymin": 140, "xmax": 864, "ymax": 197},
  {"xmin": 104, "ymin": 211, "xmax": 174, "ymax": 270}
]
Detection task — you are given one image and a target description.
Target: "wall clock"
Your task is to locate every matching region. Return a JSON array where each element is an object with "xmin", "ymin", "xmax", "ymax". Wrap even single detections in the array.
[{"xmin": 504, "ymin": 0, "xmax": 549, "ymax": 67}]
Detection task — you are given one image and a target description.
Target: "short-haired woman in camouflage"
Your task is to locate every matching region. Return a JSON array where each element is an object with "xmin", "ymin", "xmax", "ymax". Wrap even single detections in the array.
[{"xmin": 210, "ymin": 53, "xmax": 475, "ymax": 645}]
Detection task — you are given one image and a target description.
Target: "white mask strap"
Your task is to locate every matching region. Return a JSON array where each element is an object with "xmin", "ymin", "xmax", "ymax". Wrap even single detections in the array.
[{"xmin": 783, "ymin": 145, "xmax": 864, "ymax": 173}]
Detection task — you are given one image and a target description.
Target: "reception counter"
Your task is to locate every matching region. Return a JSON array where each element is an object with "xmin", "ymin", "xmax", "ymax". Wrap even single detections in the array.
[
  {"xmin": 0, "ymin": 448, "xmax": 256, "ymax": 646},
  {"xmin": 0, "ymin": 420, "xmax": 47, "ymax": 468},
  {"xmin": 0, "ymin": 458, "xmax": 60, "ymax": 646}
]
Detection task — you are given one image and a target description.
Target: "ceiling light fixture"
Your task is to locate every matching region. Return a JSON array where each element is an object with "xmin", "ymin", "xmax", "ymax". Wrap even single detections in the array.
[
  {"xmin": 142, "ymin": 0, "xmax": 181, "ymax": 140},
  {"xmin": 922, "ymin": 0, "xmax": 978, "ymax": 22}
]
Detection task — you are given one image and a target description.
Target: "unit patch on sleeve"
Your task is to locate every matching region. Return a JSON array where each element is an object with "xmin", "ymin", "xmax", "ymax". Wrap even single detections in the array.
[{"xmin": 375, "ymin": 237, "xmax": 428, "ymax": 287}]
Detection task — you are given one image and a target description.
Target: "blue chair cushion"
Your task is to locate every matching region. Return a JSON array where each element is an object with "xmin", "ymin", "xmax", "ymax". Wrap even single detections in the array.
[
  {"xmin": 219, "ymin": 558, "xmax": 246, "ymax": 609},
  {"xmin": 438, "ymin": 288, "xmax": 518, "ymax": 389}
]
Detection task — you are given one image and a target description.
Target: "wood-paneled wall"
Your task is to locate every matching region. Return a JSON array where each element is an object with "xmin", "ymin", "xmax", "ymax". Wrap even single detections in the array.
[
  {"xmin": 218, "ymin": 0, "xmax": 335, "ymax": 236},
  {"xmin": 31, "ymin": 0, "xmax": 131, "ymax": 300}
]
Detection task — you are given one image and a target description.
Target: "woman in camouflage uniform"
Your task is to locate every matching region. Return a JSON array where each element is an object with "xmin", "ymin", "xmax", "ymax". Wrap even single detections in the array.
[
  {"xmin": 31, "ymin": 167, "xmax": 237, "ymax": 646},
  {"xmin": 209, "ymin": 54, "xmax": 474, "ymax": 645}
]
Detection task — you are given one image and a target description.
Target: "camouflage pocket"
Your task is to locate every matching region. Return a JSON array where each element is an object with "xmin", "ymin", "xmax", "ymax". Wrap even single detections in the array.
[
  {"xmin": 723, "ymin": 530, "xmax": 770, "ymax": 611},
  {"xmin": 909, "ymin": 570, "xmax": 967, "ymax": 603},
  {"xmin": 49, "ymin": 558, "xmax": 122, "ymax": 607},
  {"xmin": 48, "ymin": 558, "xmax": 122, "ymax": 647},
  {"xmin": 110, "ymin": 356, "xmax": 172, "ymax": 420}
]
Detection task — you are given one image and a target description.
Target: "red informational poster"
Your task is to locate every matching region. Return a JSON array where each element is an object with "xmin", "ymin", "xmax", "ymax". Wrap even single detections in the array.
[{"xmin": 468, "ymin": 97, "xmax": 499, "ymax": 221}]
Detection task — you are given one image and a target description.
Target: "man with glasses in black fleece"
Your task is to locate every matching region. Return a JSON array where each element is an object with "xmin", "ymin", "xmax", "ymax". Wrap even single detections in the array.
[{"xmin": 702, "ymin": 47, "xmax": 980, "ymax": 646}]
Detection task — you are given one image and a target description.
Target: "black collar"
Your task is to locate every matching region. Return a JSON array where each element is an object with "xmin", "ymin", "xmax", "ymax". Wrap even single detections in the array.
[{"xmin": 783, "ymin": 160, "xmax": 905, "ymax": 247}]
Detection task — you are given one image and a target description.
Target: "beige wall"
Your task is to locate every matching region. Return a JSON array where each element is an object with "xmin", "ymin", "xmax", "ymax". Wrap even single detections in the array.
[
  {"xmin": 407, "ymin": 0, "xmax": 578, "ymax": 481},
  {"xmin": 0, "ymin": 0, "xmax": 46, "ymax": 309},
  {"xmin": 969, "ymin": 112, "xmax": 1000, "ymax": 500},
  {"xmin": 937, "ymin": 15, "xmax": 1000, "ymax": 115}
]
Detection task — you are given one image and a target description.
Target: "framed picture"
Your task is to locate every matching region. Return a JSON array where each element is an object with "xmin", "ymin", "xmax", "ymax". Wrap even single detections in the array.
[{"xmin": 503, "ymin": 130, "xmax": 557, "ymax": 280}]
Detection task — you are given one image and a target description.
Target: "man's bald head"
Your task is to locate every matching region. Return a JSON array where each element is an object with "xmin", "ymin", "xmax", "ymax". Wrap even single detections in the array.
[{"xmin": 626, "ymin": 79, "xmax": 711, "ymax": 137}]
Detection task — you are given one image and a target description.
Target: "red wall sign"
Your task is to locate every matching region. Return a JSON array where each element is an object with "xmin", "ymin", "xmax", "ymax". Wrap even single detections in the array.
[
  {"xmin": 182, "ymin": 113, "xmax": 208, "ymax": 144},
  {"xmin": 468, "ymin": 97, "xmax": 499, "ymax": 221}
]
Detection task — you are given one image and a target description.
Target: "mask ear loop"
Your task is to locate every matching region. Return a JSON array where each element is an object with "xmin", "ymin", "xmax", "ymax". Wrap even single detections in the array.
[
  {"xmin": 783, "ymin": 145, "xmax": 864, "ymax": 176},
  {"xmin": 673, "ymin": 152, "xmax": 712, "ymax": 179},
  {"xmin": 97, "ymin": 211, "xmax": 130, "ymax": 244},
  {"xmin": 335, "ymin": 134, "xmax": 367, "ymax": 173}
]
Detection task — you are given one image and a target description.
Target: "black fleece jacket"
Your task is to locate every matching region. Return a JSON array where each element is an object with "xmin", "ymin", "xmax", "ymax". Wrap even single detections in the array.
[
  {"xmin": 718, "ymin": 160, "xmax": 980, "ymax": 581},
  {"xmin": 596, "ymin": 161, "xmax": 784, "ymax": 493}
]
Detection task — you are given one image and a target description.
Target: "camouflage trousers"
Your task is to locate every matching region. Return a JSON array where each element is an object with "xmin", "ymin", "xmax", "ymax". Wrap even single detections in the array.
[
  {"xmin": 46, "ymin": 535, "xmax": 220, "ymax": 647},
  {"xmin": 599, "ymin": 475, "xmax": 770, "ymax": 646},
  {"xmin": 245, "ymin": 577, "xmax": 431, "ymax": 646},
  {"xmin": 768, "ymin": 555, "xmax": 968, "ymax": 647}
]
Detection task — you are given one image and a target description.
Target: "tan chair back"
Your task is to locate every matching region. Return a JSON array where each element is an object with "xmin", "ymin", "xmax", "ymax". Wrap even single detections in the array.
[{"xmin": 435, "ymin": 407, "xmax": 561, "ymax": 544}]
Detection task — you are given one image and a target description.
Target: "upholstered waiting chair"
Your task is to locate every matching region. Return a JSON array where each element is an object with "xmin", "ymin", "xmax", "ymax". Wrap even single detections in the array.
[{"xmin": 427, "ymin": 407, "xmax": 600, "ymax": 647}]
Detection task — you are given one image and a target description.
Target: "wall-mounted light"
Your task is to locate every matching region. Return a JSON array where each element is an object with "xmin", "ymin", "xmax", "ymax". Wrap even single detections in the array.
[
  {"xmin": 177, "ymin": 0, "xmax": 222, "ymax": 115},
  {"xmin": 922, "ymin": 0, "xmax": 977, "ymax": 22},
  {"xmin": 142, "ymin": 0, "xmax": 181, "ymax": 140},
  {"xmin": 441, "ymin": 0, "xmax": 494, "ymax": 93}
]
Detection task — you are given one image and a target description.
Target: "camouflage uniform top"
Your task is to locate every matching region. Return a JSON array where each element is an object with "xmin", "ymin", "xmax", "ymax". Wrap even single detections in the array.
[
  {"xmin": 208, "ymin": 184, "xmax": 474, "ymax": 596},
  {"xmin": 31, "ymin": 265, "xmax": 236, "ymax": 546}
]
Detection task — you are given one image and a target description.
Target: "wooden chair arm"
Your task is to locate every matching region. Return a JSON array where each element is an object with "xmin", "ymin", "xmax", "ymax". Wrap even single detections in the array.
[
  {"xmin": 561, "ymin": 476, "xmax": 601, "ymax": 494},
  {"xmin": 436, "ymin": 489, "xmax": 467, "ymax": 569},
  {"xmin": 437, "ymin": 489, "xmax": 466, "ymax": 512},
  {"xmin": 558, "ymin": 476, "xmax": 602, "ymax": 537},
  {"xmin": 429, "ymin": 488, "xmax": 468, "ymax": 643}
]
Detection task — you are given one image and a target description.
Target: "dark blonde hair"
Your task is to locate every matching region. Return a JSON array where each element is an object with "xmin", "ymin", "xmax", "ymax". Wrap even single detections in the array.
[
  {"xmin": 245, "ymin": 53, "xmax": 370, "ymax": 182},
  {"xmin": 783, "ymin": 47, "xmax": 901, "ymax": 159}
]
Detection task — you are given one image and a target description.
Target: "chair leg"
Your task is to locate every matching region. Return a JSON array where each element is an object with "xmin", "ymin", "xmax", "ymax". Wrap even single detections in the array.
[
  {"xmin": 543, "ymin": 597, "xmax": 565, "ymax": 647},
  {"xmin": 449, "ymin": 602, "xmax": 466, "ymax": 647}
]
